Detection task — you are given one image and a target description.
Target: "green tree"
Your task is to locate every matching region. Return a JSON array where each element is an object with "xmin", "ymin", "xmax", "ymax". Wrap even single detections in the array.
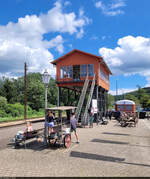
[
  {"xmin": 125, "ymin": 94, "xmax": 140, "ymax": 105},
  {"xmin": 0, "ymin": 78, "xmax": 18, "ymax": 103},
  {"xmin": 0, "ymin": 96, "xmax": 7, "ymax": 108},
  {"xmin": 136, "ymin": 86, "xmax": 150, "ymax": 108},
  {"xmin": 108, "ymin": 94, "xmax": 115, "ymax": 109},
  {"xmin": 26, "ymin": 73, "xmax": 44, "ymax": 111},
  {"xmin": 47, "ymin": 77, "xmax": 57, "ymax": 106}
]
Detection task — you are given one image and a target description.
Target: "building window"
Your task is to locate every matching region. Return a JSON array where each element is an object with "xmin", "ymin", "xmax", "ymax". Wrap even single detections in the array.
[
  {"xmin": 60, "ymin": 66, "xmax": 72, "ymax": 79},
  {"xmin": 100, "ymin": 67, "xmax": 108, "ymax": 83},
  {"xmin": 67, "ymin": 66, "xmax": 72, "ymax": 78},
  {"xmin": 60, "ymin": 66, "xmax": 65, "ymax": 79},
  {"xmin": 125, "ymin": 105, "xmax": 132, "ymax": 111},
  {"xmin": 88, "ymin": 64, "xmax": 94, "ymax": 76},
  {"xmin": 81, "ymin": 64, "xmax": 87, "ymax": 77},
  {"xmin": 117, "ymin": 105, "xmax": 124, "ymax": 111}
]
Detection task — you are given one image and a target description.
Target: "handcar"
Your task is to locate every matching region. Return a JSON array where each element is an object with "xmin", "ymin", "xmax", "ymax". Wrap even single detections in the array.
[{"xmin": 46, "ymin": 106, "xmax": 76, "ymax": 148}]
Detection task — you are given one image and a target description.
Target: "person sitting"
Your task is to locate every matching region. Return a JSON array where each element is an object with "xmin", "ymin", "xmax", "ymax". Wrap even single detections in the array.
[
  {"xmin": 25, "ymin": 121, "xmax": 33, "ymax": 132},
  {"xmin": 15, "ymin": 121, "xmax": 33, "ymax": 140}
]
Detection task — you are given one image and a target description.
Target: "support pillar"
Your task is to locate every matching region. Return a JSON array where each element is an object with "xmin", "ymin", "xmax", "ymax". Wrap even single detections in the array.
[
  {"xmin": 57, "ymin": 86, "xmax": 61, "ymax": 121},
  {"xmin": 67, "ymin": 89, "xmax": 70, "ymax": 105},
  {"xmin": 96, "ymin": 85, "xmax": 99, "ymax": 125},
  {"xmin": 57, "ymin": 86, "xmax": 61, "ymax": 106}
]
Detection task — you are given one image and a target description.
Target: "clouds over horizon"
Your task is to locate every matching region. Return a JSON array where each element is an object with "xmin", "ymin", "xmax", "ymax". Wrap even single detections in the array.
[
  {"xmin": 0, "ymin": 1, "xmax": 89, "ymax": 77},
  {"xmin": 109, "ymin": 88, "xmax": 136, "ymax": 95},
  {"xmin": 95, "ymin": 0, "xmax": 126, "ymax": 16},
  {"xmin": 99, "ymin": 35, "xmax": 150, "ymax": 87}
]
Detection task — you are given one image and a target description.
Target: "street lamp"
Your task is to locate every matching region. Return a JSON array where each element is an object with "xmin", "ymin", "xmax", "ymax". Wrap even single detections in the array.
[{"xmin": 42, "ymin": 69, "xmax": 50, "ymax": 145}]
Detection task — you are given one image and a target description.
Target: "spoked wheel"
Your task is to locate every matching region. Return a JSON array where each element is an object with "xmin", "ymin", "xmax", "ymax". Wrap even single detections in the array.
[{"xmin": 64, "ymin": 134, "xmax": 71, "ymax": 148}]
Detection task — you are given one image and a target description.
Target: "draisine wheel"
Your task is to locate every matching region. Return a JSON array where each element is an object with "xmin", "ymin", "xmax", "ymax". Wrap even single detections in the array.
[{"xmin": 64, "ymin": 134, "xmax": 71, "ymax": 148}]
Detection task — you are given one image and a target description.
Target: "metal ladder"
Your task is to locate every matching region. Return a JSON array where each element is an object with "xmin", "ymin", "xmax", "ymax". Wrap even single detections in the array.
[
  {"xmin": 81, "ymin": 74, "xmax": 96, "ymax": 127},
  {"xmin": 75, "ymin": 74, "xmax": 89, "ymax": 122}
]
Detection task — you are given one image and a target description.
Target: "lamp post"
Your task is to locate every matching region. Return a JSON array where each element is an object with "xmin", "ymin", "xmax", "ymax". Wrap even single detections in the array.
[{"xmin": 42, "ymin": 69, "xmax": 50, "ymax": 145}]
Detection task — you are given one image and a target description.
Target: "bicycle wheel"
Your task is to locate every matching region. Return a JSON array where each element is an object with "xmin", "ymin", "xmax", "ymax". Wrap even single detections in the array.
[{"xmin": 64, "ymin": 134, "xmax": 71, "ymax": 148}]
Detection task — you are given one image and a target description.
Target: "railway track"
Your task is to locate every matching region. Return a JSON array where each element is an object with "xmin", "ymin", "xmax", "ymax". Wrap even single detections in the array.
[{"xmin": 0, "ymin": 117, "xmax": 45, "ymax": 128}]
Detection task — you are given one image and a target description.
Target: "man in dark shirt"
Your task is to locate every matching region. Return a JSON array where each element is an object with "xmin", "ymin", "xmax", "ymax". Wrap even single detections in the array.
[{"xmin": 116, "ymin": 110, "xmax": 121, "ymax": 122}]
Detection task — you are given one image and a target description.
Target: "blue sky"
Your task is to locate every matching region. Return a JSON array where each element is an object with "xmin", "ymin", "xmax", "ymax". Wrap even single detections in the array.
[{"xmin": 0, "ymin": 0, "xmax": 150, "ymax": 95}]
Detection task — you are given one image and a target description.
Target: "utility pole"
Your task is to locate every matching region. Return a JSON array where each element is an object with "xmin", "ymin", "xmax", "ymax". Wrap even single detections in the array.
[
  {"xmin": 116, "ymin": 78, "xmax": 118, "ymax": 102},
  {"xmin": 24, "ymin": 62, "xmax": 27, "ymax": 121}
]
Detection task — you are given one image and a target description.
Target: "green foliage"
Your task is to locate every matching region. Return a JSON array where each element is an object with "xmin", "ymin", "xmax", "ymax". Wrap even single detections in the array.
[
  {"xmin": 47, "ymin": 78, "xmax": 57, "ymax": 106},
  {"xmin": 0, "ymin": 109, "xmax": 7, "ymax": 117},
  {"xmin": 0, "ymin": 72, "xmax": 58, "ymax": 112},
  {"xmin": 0, "ymin": 96, "xmax": 7, "ymax": 108},
  {"xmin": 108, "ymin": 94, "xmax": 115, "ymax": 109},
  {"xmin": 0, "ymin": 109, "xmax": 44, "ymax": 123},
  {"xmin": 0, "ymin": 78, "xmax": 17, "ymax": 103},
  {"xmin": 115, "ymin": 85, "xmax": 150, "ymax": 108},
  {"xmin": 27, "ymin": 80, "xmax": 44, "ymax": 111},
  {"xmin": 136, "ymin": 86, "xmax": 150, "ymax": 108},
  {"xmin": 0, "ymin": 72, "xmax": 58, "ymax": 121},
  {"xmin": 5, "ymin": 103, "xmax": 31, "ymax": 117},
  {"xmin": 125, "ymin": 94, "xmax": 139, "ymax": 105}
]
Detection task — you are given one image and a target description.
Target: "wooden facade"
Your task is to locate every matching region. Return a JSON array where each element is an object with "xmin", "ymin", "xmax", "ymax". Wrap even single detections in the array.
[{"xmin": 51, "ymin": 49, "xmax": 112, "ymax": 91}]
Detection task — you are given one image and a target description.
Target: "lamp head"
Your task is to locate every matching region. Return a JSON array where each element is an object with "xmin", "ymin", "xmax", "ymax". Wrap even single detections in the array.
[{"xmin": 42, "ymin": 69, "xmax": 50, "ymax": 85}]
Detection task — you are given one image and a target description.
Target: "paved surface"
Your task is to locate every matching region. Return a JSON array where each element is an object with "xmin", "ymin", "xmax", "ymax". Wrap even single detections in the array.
[
  {"xmin": 0, "ymin": 121, "xmax": 44, "ymax": 151},
  {"xmin": 0, "ymin": 119, "xmax": 150, "ymax": 177}
]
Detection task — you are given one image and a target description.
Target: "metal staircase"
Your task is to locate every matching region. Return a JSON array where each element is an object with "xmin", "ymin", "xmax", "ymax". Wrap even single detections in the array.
[
  {"xmin": 75, "ymin": 74, "xmax": 89, "ymax": 122},
  {"xmin": 81, "ymin": 74, "xmax": 96, "ymax": 127}
]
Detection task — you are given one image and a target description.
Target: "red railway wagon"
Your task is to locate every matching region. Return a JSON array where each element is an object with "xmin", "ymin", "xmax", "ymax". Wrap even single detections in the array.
[{"xmin": 115, "ymin": 100, "xmax": 135, "ymax": 113}]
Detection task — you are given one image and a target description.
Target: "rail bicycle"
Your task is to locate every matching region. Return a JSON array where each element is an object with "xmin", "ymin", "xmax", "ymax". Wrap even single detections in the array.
[{"xmin": 46, "ymin": 106, "xmax": 76, "ymax": 148}]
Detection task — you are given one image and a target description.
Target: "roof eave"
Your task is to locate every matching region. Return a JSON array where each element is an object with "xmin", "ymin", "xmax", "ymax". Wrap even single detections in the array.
[{"xmin": 50, "ymin": 49, "xmax": 112, "ymax": 75}]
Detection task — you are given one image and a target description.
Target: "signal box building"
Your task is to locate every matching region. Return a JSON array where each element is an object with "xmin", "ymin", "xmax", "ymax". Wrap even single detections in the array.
[{"xmin": 51, "ymin": 49, "xmax": 112, "ymax": 118}]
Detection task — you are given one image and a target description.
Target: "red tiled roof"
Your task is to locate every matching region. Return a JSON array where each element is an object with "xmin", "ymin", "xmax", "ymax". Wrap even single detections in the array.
[{"xmin": 51, "ymin": 49, "xmax": 112, "ymax": 74}]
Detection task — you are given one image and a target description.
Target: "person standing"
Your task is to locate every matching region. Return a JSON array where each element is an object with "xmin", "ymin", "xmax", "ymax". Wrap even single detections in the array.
[
  {"xmin": 46, "ymin": 110, "xmax": 55, "ymax": 135},
  {"xmin": 116, "ymin": 110, "xmax": 121, "ymax": 122},
  {"xmin": 89, "ymin": 108, "xmax": 94, "ymax": 128},
  {"xmin": 108, "ymin": 110, "xmax": 112, "ymax": 120},
  {"xmin": 70, "ymin": 112, "xmax": 79, "ymax": 143}
]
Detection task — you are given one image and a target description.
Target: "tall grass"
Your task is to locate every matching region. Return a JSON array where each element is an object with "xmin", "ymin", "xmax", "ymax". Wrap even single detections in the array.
[{"xmin": 0, "ymin": 110, "xmax": 44, "ymax": 123}]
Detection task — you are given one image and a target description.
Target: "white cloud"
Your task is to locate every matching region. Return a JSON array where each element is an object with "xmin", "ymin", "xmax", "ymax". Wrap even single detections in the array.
[
  {"xmin": 90, "ymin": 35, "xmax": 99, "ymax": 40},
  {"xmin": 79, "ymin": 8, "xmax": 84, "ymax": 17},
  {"xmin": 109, "ymin": 88, "xmax": 136, "ymax": 95},
  {"xmin": 95, "ymin": 0, "xmax": 125, "ymax": 16},
  {"xmin": 0, "ymin": 1, "xmax": 89, "ymax": 77},
  {"xmin": 102, "ymin": 36, "xmax": 106, "ymax": 40},
  {"xmin": 40, "ymin": 1, "xmax": 89, "ymax": 36},
  {"xmin": 64, "ymin": 1, "xmax": 71, "ymax": 6},
  {"xmin": 99, "ymin": 35, "xmax": 150, "ymax": 86}
]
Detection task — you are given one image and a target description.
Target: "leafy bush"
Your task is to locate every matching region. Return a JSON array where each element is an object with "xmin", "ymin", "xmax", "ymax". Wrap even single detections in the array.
[
  {"xmin": 3, "ymin": 103, "xmax": 33, "ymax": 117},
  {"xmin": 0, "ymin": 96, "xmax": 7, "ymax": 109},
  {"xmin": 0, "ymin": 109, "xmax": 7, "ymax": 117}
]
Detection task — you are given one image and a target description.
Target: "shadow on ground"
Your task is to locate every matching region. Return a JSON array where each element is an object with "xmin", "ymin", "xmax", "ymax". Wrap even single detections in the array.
[
  {"xmin": 70, "ymin": 151, "xmax": 150, "ymax": 168},
  {"xmin": 7, "ymin": 139, "xmax": 63, "ymax": 151},
  {"xmin": 91, "ymin": 139, "xmax": 129, "ymax": 145},
  {"xmin": 70, "ymin": 151, "xmax": 125, "ymax": 162},
  {"xmin": 102, "ymin": 132, "xmax": 130, "ymax": 136}
]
